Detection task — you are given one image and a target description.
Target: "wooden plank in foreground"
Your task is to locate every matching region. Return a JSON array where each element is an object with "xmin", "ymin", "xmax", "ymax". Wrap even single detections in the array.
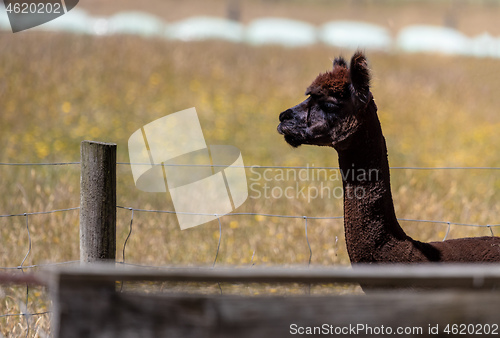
[
  {"xmin": 52, "ymin": 287, "xmax": 500, "ymax": 338},
  {"xmin": 49, "ymin": 264, "xmax": 500, "ymax": 337}
]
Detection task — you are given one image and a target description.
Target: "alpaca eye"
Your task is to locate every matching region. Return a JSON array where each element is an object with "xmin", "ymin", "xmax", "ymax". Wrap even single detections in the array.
[{"xmin": 320, "ymin": 100, "xmax": 338, "ymax": 111}]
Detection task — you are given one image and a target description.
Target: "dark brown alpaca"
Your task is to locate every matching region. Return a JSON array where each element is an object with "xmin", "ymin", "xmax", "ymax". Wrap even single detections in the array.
[{"xmin": 278, "ymin": 51, "xmax": 500, "ymax": 264}]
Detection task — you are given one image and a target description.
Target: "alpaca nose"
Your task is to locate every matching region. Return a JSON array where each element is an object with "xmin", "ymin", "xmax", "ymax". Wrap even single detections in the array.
[{"xmin": 279, "ymin": 109, "xmax": 293, "ymax": 122}]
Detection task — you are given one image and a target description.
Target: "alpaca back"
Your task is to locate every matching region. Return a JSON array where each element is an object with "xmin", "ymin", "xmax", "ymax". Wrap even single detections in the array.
[{"xmin": 430, "ymin": 236, "xmax": 500, "ymax": 262}]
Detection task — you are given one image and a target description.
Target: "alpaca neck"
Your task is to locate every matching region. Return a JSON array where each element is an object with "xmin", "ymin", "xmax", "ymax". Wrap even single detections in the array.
[{"xmin": 337, "ymin": 98, "xmax": 409, "ymax": 263}]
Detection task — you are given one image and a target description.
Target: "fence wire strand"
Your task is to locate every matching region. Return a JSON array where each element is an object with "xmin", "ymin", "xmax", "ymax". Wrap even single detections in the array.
[
  {"xmin": 20, "ymin": 214, "xmax": 31, "ymax": 270},
  {"xmin": 0, "ymin": 162, "xmax": 80, "ymax": 166},
  {"xmin": 116, "ymin": 163, "xmax": 500, "ymax": 170},
  {"xmin": 442, "ymin": 222, "xmax": 451, "ymax": 241},
  {"xmin": 122, "ymin": 208, "xmax": 134, "ymax": 264},
  {"xmin": 19, "ymin": 214, "xmax": 31, "ymax": 338},
  {"xmin": 116, "ymin": 205, "xmax": 500, "ymax": 229},
  {"xmin": 488, "ymin": 225, "xmax": 495, "ymax": 237},
  {"xmin": 304, "ymin": 216, "xmax": 312, "ymax": 266},
  {"xmin": 0, "ymin": 207, "xmax": 80, "ymax": 218},
  {"xmin": 3, "ymin": 161, "xmax": 500, "ymax": 171},
  {"xmin": 213, "ymin": 216, "xmax": 222, "ymax": 268}
]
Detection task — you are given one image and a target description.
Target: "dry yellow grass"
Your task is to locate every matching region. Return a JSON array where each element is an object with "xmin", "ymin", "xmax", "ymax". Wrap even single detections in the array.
[{"xmin": 1, "ymin": 8, "xmax": 500, "ymax": 334}]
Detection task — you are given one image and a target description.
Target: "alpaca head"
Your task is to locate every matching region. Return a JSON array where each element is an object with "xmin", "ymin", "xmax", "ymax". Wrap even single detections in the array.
[{"xmin": 277, "ymin": 51, "xmax": 372, "ymax": 150}]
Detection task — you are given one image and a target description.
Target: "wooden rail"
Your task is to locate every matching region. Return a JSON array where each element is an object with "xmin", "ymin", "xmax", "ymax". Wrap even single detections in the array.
[
  {"xmin": 48, "ymin": 263, "xmax": 500, "ymax": 289},
  {"xmin": 46, "ymin": 264, "xmax": 500, "ymax": 338}
]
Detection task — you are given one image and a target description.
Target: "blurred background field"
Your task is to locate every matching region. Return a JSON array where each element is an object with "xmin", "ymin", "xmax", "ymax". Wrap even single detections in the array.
[{"xmin": 1, "ymin": 0, "xmax": 500, "ymax": 335}]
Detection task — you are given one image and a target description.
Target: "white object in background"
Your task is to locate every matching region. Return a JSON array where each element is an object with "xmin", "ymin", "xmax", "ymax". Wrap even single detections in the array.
[
  {"xmin": 468, "ymin": 32, "xmax": 500, "ymax": 58},
  {"xmin": 0, "ymin": 6, "xmax": 11, "ymax": 31},
  {"xmin": 108, "ymin": 11, "xmax": 165, "ymax": 37},
  {"xmin": 245, "ymin": 18, "xmax": 317, "ymax": 47},
  {"xmin": 166, "ymin": 16, "xmax": 243, "ymax": 42},
  {"xmin": 36, "ymin": 8, "xmax": 92, "ymax": 34},
  {"xmin": 319, "ymin": 20, "xmax": 392, "ymax": 51},
  {"xmin": 397, "ymin": 25, "xmax": 469, "ymax": 55}
]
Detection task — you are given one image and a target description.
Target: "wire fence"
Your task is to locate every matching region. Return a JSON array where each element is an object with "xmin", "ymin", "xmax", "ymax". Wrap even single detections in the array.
[
  {"xmin": 0, "ymin": 206, "xmax": 80, "ymax": 337},
  {"xmin": 3, "ymin": 161, "xmax": 500, "ymax": 170},
  {"xmin": 0, "ymin": 161, "xmax": 499, "ymax": 335},
  {"xmin": 115, "ymin": 206, "xmax": 500, "ymax": 269}
]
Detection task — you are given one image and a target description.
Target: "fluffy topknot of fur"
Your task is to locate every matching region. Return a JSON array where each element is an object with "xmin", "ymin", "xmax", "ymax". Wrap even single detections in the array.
[
  {"xmin": 305, "ymin": 51, "xmax": 371, "ymax": 103},
  {"xmin": 306, "ymin": 65, "xmax": 349, "ymax": 98}
]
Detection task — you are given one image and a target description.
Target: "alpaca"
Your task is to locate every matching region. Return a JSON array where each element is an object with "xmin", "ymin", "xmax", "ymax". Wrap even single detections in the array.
[{"xmin": 277, "ymin": 51, "xmax": 500, "ymax": 264}]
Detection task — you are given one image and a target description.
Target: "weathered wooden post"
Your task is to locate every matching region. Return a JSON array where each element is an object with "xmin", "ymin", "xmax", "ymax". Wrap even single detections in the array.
[
  {"xmin": 80, "ymin": 141, "xmax": 117, "ymax": 264},
  {"xmin": 53, "ymin": 141, "xmax": 117, "ymax": 336}
]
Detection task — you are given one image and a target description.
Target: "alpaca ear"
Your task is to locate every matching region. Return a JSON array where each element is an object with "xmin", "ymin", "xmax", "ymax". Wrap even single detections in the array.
[
  {"xmin": 333, "ymin": 57, "xmax": 347, "ymax": 69},
  {"xmin": 349, "ymin": 51, "xmax": 371, "ymax": 104}
]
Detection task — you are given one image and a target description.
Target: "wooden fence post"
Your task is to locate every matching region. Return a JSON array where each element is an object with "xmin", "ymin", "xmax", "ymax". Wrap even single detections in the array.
[{"xmin": 80, "ymin": 141, "xmax": 117, "ymax": 264}]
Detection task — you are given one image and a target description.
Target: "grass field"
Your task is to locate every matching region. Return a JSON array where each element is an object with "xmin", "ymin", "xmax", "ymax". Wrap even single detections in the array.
[{"xmin": 2, "ymin": 3, "xmax": 500, "ymax": 334}]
